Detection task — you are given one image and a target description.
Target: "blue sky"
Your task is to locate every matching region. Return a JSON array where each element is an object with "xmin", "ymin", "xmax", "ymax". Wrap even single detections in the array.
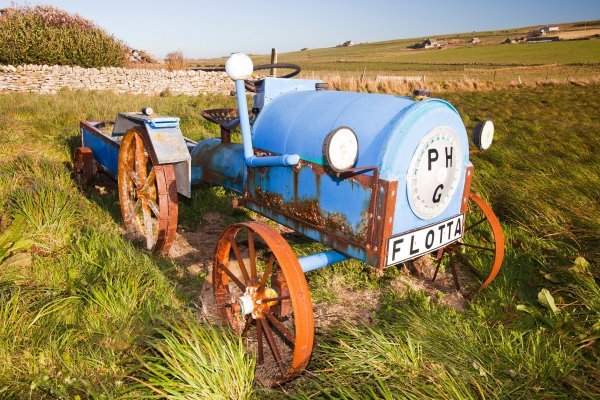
[{"xmin": 2, "ymin": 0, "xmax": 600, "ymax": 58}]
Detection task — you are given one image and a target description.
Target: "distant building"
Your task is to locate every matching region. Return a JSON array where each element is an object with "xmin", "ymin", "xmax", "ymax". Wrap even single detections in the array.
[
  {"xmin": 342, "ymin": 40, "xmax": 354, "ymax": 47},
  {"xmin": 530, "ymin": 29, "xmax": 547, "ymax": 37},
  {"xmin": 469, "ymin": 37, "xmax": 481, "ymax": 44},
  {"xmin": 409, "ymin": 38, "xmax": 447, "ymax": 49},
  {"xmin": 503, "ymin": 38, "xmax": 516, "ymax": 44},
  {"xmin": 545, "ymin": 25, "xmax": 560, "ymax": 32},
  {"xmin": 301, "ymin": 48, "xmax": 308, "ymax": 51}
]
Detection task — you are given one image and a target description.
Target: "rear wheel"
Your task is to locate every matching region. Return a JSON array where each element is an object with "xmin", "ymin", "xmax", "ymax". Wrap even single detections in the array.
[
  {"xmin": 432, "ymin": 193, "xmax": 504, "ymax": 296},
  {"xmin": 213, "ymin": 221, "xmax": 314, "ymax": 386},
  {"xmin": 117, "ymin": 128, "xmax": 178, "ymax": 254}
]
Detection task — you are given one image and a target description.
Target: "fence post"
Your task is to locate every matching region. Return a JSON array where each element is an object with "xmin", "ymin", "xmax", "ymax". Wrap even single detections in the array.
[{"xmin": 270, "ymin": 48, "xmax": 278, "ymax": 77}]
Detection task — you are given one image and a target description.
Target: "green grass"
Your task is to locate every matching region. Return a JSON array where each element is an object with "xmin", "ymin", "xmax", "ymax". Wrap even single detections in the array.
[{"xmin": 0, "ymin": 84, "xmax": 598, "ymax": 398}]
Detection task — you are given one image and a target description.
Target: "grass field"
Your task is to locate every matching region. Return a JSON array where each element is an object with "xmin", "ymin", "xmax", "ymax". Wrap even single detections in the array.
[
  {"xmin": 192, "ymin": 22, "xmax": 600, "ymax": 83},
  {"xmin": 0, "ymin": 82, "xmax": 598, "ymax": 398}
]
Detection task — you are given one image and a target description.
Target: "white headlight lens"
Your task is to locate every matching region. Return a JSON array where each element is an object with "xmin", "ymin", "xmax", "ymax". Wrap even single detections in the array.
[
  {"xmin": 141, "ymin": 107, "xmax": 153, "ymax": 116},
  {"xmin": 473, "ymin": 120, "xmax": 494, "ymax": 150},
  {"xmin": 225, "ymin": 53, "xmax": 254, "ymax": 80},
  {"xmin": 323, "ymin": 127, "xmax": 359, "ymax": 172}
]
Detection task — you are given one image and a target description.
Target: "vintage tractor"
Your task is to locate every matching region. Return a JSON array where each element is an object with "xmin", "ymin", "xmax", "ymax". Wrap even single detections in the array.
[{"xmin": 75, "ymin": 53, "xmax": 504, "ymax": 384}]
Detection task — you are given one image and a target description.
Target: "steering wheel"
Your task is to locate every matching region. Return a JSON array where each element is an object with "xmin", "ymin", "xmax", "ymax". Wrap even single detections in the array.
[{"xmin": 244, "ymin": 63, "xmax": 301, "ymax": 92}]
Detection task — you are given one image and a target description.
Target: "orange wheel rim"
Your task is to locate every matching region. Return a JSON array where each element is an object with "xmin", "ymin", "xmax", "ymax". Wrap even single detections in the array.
[{"xmin": 213, "ymin": 221, "xmax": 314, "ymax": 385}]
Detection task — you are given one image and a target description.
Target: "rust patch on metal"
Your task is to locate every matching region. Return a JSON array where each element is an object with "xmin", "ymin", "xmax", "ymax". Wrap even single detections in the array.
[
  {"xmin": 73, "ymin": 146, "xmax": 97, "ymax": 187},
  {"xmin": 461, "ymin": 165, "xmax": 474, "ymax": 214},
  {"xmin": 372, "ymin": 180, "xmax": 398, "ymax": 269},
  {"xmin": 254, "ymin": 187, "xmax": 368, "ymax": 243}
]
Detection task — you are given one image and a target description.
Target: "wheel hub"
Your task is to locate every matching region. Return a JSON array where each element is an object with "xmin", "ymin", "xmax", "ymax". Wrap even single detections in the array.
[{"xmin": 232, "ymin": 287, "xmax": 278, "ymax": 319}]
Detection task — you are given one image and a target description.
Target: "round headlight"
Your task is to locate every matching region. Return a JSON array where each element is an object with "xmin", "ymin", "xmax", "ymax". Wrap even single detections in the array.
[
  {"xmin": 323, "ymin": 126, "xmax": 359, "ymax": 172},
  {"xmin": 141, "ymin": 107, "xmax": 153, "ymax": 116},
  {"xmin": 472, "ymin": 120, "xmax": 494, "ymax": 150}
]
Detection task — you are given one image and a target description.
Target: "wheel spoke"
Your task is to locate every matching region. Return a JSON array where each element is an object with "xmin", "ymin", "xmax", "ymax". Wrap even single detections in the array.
[
  {"xmin": 142, "ymin": 168, "xmax": 156, "ymax": 191},
  {"xmin": 265, "ymin": 311, "xmax": 295, "ymax": 346},
  {"xmin": 449, "ymin": 254, "xmax": 462, "ymax": 292},
  {"xmin": 432, "ymin": 255, "xmax": 443, "ymax": 283},
  {"xmin": 127, "ymin": 200, "xmax": 141, "ymax": 224},
  {"xmin": 248, "ymin": 230, "xmax": 257, "ymax": 284},
  {"xmin": 459, "ymin": 242, "xmax": 495, "ymax": 253},
  {"xmin": 465, "ymin": 217, "xmax": 487, "ymax": 232},
  {"xmin": 228, "ymin": 235, "xmax": 251, "ymax": 285},
  {"xmin": 260, "ymin": 318, "xmax": 287, "ymax": 376},
  {"xmin": 217, "ymin": 263, "xmax": 246, "ymax": 292},
  {"xmin": 124, "ymin": 164, "xmax": 141, "ymax": 188},
  {"xmin": 134, "ymin": 134, "xmax": 148, "ymax": 185},
  {"xmin": 258, "ymin": 254, "xmax": 275, "ymax": 292},
  {"xmin": 257, "ymin": 317, "xmax": 264, "ymax": 365},
  {"xmin": 241, "ymin": 316, "xmax": 253, "ymax": 337},
  {"xmin": 261, "ymin": 295, "xmax": 291, "ymax": 303},
  {"xmin": 147, "ymin": 199, "xmax": 160, "ymax": 218},
  {"xmin": 141, "ymin": 200, "xmax": 154, "ymax": 250},
  {"xmin": 455, "ymin": 251, "xmax": 486, "ymax": 282}
]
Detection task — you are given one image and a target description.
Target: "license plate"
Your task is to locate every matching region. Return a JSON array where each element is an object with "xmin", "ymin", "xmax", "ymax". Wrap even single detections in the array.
[{"xmin": 386, "ymin": 214, "xmax": 464, "ymax": 266}]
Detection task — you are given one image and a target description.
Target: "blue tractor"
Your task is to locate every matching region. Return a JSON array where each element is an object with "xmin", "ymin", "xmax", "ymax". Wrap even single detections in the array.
[{"xmin": 75, "ymin": 53, "xmax": 504, "ymax": 384}]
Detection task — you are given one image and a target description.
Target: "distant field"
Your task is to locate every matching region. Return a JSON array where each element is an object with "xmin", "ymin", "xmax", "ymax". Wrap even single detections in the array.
[{"xmin": 192, "ymin": 21, "xmax": 600, "ymax": 83}]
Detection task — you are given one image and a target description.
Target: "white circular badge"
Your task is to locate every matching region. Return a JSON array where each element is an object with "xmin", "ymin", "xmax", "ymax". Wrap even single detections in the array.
[{"xmin": 407, "ymin": 126, "xmax": 463, "ymax": 220}]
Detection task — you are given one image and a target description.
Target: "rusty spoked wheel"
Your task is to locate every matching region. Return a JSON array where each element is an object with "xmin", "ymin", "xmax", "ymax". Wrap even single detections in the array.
[
  {"xmin": 213, "ymin": 221, "xmax": 314, "ymax": 386},
  {"xmin": 118, "ymin": 127, "xmax": 177, "ymax": 255},
  {"xmin": 433, "ymin": 193, "xmax": 504, "ymax": 296},
  {"xmin": 73, "ymin": 147, "xmax": 97, "ymax": 187}
]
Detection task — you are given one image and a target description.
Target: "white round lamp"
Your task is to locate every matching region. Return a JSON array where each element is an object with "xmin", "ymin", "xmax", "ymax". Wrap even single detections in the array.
[{"xmin": 225, "ymin": 53, "xmax": 254, "ymax": 80}]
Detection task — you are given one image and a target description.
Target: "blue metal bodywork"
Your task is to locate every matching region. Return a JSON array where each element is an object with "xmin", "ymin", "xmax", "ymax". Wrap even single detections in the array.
[
  {"xmin": 81, "ymin": 76, "xmax": 472, "ymax": 272},
  {"xmin": 81, "ymin": 122, "xmax": 119, "ymax": 176},
  {"xmin": 190, "ymin": 139, "xmax": 245, "ymax": 193}
]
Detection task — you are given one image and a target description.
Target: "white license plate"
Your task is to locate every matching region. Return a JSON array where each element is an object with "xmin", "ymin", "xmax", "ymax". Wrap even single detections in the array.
[{"xmin": 386, "ymin": 214, "xmax": 464, "ymax": 266}]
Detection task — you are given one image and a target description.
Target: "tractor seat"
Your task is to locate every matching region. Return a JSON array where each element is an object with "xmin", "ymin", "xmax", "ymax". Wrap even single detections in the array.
[{"xmin": 200, "ymin": 108, "xmax": 254, "ymax": 131}]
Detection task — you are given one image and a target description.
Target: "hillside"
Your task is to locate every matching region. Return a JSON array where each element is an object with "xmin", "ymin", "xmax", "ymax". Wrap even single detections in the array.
[{"xmin": 192, "ymin": 20, "xmax": 600, "ymax": 83}]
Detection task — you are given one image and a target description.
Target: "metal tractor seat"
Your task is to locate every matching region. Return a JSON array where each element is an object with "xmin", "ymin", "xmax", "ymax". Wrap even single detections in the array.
[{"xmin": 200, "ymin": 108, "xmax": 253, "ymax": 143}]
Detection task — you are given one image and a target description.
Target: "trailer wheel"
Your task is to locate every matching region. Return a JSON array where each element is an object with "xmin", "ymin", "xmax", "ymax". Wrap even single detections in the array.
[
  {"xmin": 73, "ymin": 147, "xmax": 97, "ymax": 187},
  {"xmin": 118, "ymin": 127, "xmax": 177, "ymax": 255},
  {"xmin": 213, "ymin": 221, "xmax": 314, "ymax": 386},
  {"xmin": 432, "ymin": 193, "xmax": 504, "ymax": 296}
]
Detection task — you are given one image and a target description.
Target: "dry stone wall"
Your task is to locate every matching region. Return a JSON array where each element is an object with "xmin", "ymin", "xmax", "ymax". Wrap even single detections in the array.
[{"xmin": 0, "ymin": 64, "xmax": 233, "ymax": 95}]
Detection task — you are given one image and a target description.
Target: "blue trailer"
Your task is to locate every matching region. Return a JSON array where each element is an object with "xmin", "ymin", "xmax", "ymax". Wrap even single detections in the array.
[{"xmin": 75, "ymin": 53, "xmax": 504, "ymax": 384}]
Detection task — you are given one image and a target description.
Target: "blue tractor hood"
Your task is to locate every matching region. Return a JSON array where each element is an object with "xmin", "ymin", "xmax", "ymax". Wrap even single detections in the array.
[{"xmin": 251, "ymin": 90, "xmax": 469, "ymax": 182}]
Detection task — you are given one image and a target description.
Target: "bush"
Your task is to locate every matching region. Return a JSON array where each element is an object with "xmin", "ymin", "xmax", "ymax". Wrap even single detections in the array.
[
  {"xmin": 0, "ymin": 5, "xmax": 127, "ymax": 67},
  {"xmin": 165, "ymin": 50, "xmax": 186, "ymax": 70}
]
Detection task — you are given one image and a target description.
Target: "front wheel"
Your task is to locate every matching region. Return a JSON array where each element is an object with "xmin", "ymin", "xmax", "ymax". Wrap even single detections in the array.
[
  {"xmin": 212, "ymin": 221, "xmax": 314, "ymax": 386},
  {"xmin": 432, "ymin": 193, "xmax": 504, "ymax": 296}
]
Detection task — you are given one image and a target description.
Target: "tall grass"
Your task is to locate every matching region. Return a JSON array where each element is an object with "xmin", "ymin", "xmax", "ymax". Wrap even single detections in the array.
[{"xmin": 0, "ymin": 85, "xmax": 597, "ymax": 398}]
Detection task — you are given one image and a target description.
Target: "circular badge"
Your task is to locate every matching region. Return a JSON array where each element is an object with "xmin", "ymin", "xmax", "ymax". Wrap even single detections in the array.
[{"xmin": 407, "ymin": 126, "xmax": 463, "ymax": 220}]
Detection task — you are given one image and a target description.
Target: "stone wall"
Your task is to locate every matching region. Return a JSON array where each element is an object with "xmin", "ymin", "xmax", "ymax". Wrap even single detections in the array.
[{"xmin": 0, "ymin": 64, "xmax": 233, "ymax": 95}]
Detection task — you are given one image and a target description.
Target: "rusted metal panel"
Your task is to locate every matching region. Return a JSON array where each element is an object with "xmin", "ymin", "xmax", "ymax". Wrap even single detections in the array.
[
  {"xmin": 461, "ymin": 165, "xmax": 474, "ymax": 214},
  {"xmin": 372, "ymin": 180, "xmax": 398, "ymax": 269},
  {"xmin": 242, "ymin": 157, "xmax": 396, "ymax": 268}
]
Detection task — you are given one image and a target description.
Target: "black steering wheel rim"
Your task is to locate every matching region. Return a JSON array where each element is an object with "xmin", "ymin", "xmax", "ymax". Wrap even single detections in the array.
[{"xmin": 244, "ymin": 63, "xmax": 301, "ymax": 92}]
